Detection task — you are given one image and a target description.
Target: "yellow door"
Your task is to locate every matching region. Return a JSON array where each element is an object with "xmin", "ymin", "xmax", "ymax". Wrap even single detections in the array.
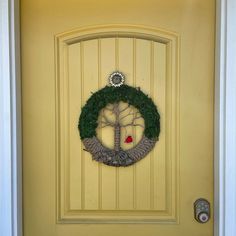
[{"xmin": 21, "ymin": 0, "xmax": 215, "ymax": 235}]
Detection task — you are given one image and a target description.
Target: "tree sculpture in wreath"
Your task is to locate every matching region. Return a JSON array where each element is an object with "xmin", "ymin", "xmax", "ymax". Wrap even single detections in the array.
[{"xmin": 78, "ymin": 72, "xmax": 160, "ymax": 167}]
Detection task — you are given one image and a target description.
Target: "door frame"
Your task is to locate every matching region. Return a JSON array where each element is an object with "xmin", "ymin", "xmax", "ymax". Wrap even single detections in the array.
[
  {"xmin": 214, "ymin": 0, "xmax": 236, "ymax": 235},
  {"xmin": 0, "ymin": 0, "xmax": 22, "ymax": 236},
  {"xmin": 0, "ymin": 0, "xmax": 235, "ymax": 235}
]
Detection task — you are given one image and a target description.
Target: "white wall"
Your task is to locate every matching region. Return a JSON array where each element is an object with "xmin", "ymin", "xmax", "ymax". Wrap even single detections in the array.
[
  {"xmin": 215, "ymin": 0, "xmax": 236, "ymax": 236},
  {"xmin": 0, "ymin": 0, "xmax": 22, "ymax": 236}
]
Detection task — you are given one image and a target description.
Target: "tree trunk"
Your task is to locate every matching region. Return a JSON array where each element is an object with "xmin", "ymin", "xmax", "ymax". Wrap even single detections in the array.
[
  {"xmin": 114, "ymin": 124, "xmax": 121, "ymax": 151},
  {"xmin": 113, "ymin": 102, "xmax": 121, "ymax": 151}
]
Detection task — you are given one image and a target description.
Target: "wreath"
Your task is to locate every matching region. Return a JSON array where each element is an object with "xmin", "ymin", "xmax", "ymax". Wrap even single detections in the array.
[{"xmin": 78, "ymin": 72, "xmax": 160, "ymax": 167}]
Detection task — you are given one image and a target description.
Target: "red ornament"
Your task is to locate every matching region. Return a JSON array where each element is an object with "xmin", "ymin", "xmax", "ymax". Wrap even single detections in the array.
[{"xmin": 125, "ymin": 136, "xmax": 133, "ymax": 143}]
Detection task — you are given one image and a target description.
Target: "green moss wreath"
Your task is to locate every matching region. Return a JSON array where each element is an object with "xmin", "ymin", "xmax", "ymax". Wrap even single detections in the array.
[{"xmin": 78, "ymin": 84, "xmax": 160, "ymax": 167}]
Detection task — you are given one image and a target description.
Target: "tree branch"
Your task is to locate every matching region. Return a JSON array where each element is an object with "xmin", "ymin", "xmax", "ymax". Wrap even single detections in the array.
[
  {"xmin": 98, "ymin": 102, "xmax": 144, "ymax": 130},
  {"xmin": 119, "ymin": 104, "xmax": 130, "ymax": 113},
  {"xmin": 98, "ymin": 123, "xmax": 114, "ymax": 128},
  {"xmin": 120, "ymin": 123, "xmax": 144, "ymax": 128},
  {"xmin": 119, "ymin": 111, "xmax": 140, "ymax": 121},
  {"xmin": 103, "ymin": 107, "xmax": 114, "ymax": 112},
  {"xmin": 119, "ymin": 110, "xmax": 143, "ymax": 128},
  {"xmin": 101, "ymin": 114, "xmax": 114, "ymax": 123}
]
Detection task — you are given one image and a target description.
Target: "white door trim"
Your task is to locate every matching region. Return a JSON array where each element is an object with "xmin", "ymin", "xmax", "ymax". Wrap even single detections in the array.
[
  {"xmin": 0, "ymin": 0, "xmax": 22, "ymax": 236},
  {"xmin": 0, "ymin": 0, "xmax": 235, "ymax": 235},
  {"xmin": 214, "ymin": 0, "xmax": 236, "ymax": 235}
]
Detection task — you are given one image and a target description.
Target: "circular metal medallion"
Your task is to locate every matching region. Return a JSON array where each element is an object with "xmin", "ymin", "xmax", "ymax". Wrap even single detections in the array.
[{"xmin": 109, "ymin": 71, "xmax": 125, "ymax": 87}]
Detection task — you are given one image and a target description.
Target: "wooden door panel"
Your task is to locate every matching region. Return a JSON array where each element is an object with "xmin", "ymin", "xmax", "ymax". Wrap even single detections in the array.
[{"xmin": 56, "ymin": 27, "xmax": 179, "ymax": 223}]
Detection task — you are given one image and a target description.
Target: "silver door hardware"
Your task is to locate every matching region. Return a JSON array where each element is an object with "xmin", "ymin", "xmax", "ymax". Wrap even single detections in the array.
[{"xmin": 194, "ymin": 198, "xmax": 210, "ymax": 223}]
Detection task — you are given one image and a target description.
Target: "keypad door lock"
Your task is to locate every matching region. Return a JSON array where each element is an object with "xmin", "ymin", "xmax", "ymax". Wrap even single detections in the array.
[{"xmin": 194, "ymin": 198, "xmax": 210, "ymax": 223}]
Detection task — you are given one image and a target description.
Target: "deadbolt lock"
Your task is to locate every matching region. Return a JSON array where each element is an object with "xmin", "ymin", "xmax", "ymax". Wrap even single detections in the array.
[{"xmin": 194, "ymin": 198, "xmax": 210, "ymax": 223}]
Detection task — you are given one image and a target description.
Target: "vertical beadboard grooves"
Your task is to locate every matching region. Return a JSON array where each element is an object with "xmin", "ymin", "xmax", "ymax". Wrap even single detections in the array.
[
  {"xmin": 64, "ymin": 45, "xmax": 70, "ymax": 212},
  {"xmin": 175, "ymin": 36, "xmax": 180, "ymax": 222},
  {"xmin": 165, "ymin": 42, "xmax": 172, "ymax": 214},
  {"xmin": 97, "ymin": 39, "xmax": 103, "ymax": 210},
  {"xmin": 55, "ymin": 25, "xmax": 180, "ymax": 223},
  {"xmin": 132, "ymin": 38, "xmax": 137, "ymax": 210},
  {"xmin": 55, "ymin": 36, "xmax": 60, "ymax": 221},
  {"xmin": 80, "ymin": 42, "xmax": 85, "ymax": 210},
  {"xmin": 115, "ymin": 38, "xmax": 120, "ymax": 210},
  {"xmin": 164, "ymin": 43, "xmax": 169, "ymax": 212},
  {"xmin": 150, "ymin": 41, "xmax": 154, "ymax": 210},
  {"xmin": 167, "ymin": 40, "xmax": 176, "ymax": 215}
]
